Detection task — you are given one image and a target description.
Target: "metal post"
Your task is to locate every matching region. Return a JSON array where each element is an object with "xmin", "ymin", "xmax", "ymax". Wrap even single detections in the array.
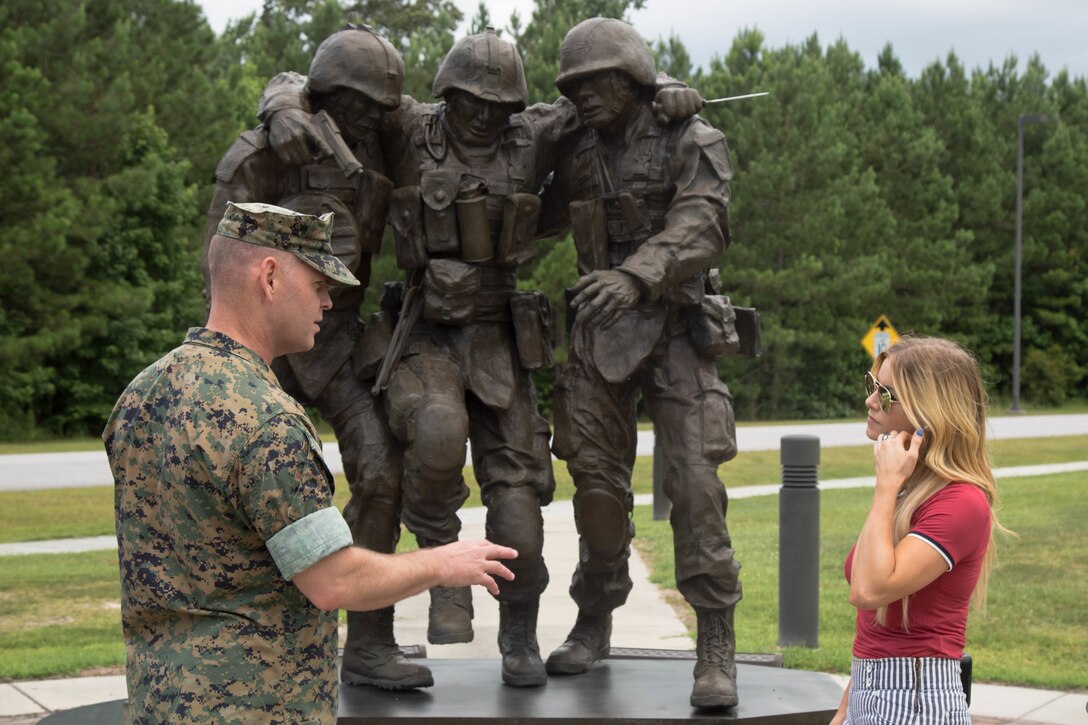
[
  {"xmin": 1012, "ymin": 113, "xmax": 1052, "ymax": 414},
  {"xmin": 652, "ymin": 433, "xmax": 670, "ymax": 521},
  {"xmin": 778, "ymin": 435, "xmax": 820, "ymax": 648},
  {"xmin": 1012, "ymin": 116, "xmax": 1025, "ymax": 414}
]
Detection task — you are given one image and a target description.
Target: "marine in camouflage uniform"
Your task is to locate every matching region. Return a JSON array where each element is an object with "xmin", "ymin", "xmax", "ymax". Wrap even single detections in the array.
[
  {"xmin": 540, "ymin": 18, "xmax": 744, "ymax": 708},
  {"xmin": 106, "ymin": 203, "xmax": 359, "ymax": 724},
  {"xmin": 202, "ymin": 26, "xmax": 434, "ymax": 689}
]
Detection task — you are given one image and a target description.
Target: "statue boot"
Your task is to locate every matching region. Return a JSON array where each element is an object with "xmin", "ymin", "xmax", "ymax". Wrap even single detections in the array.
[
  {"xmin": 690, "ymin": 607, "xmax": 738, "ymax": 708},
  {"xmin": 341, "ymin": 608, "xmax": 434, "ymax": 690},
  {"xmin": 427, "ymin": 585, "xmax": 474, "ymax": 644},
  {"xmin": 544, "ymin": 610, "xmax": 612, "ymax": 675},
  {"xmin": 498, "ymin": 599, "xmax": 547, "ymax": 687}
]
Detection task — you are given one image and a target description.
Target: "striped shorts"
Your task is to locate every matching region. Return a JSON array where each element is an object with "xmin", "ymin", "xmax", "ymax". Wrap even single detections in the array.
[{"xmin": 844, "ymin": 657, "xmax": 970, "ymax": 725}]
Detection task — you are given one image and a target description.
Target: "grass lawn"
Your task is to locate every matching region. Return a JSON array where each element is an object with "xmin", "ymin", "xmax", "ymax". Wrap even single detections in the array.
[
  {"xmin": 631, "ymin": 471, "xmax": 1088, "ymax": 690},
  {"xmin": 0, "ymin": 550, "xmax": 124, "ymax": 680},
  {"xmin": 0, "ymin": 438, "xmax": 1084, "ymax": 684}
]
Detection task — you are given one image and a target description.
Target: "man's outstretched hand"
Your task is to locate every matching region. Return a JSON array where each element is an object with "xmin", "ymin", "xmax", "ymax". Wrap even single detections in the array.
[{"xmin": 434, "ymin": 540, "xmax": 518, "ymax": 596}]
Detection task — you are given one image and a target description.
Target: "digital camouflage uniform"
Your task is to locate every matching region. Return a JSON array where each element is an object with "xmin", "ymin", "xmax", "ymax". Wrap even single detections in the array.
[
  {"xmin": 206, "ymin": 27, "xmax": 430, "ymax": 689},
  {"xmin": 105, "ymin": 328, "xmax": 351, "ymax": 725},
  {"xmin": 542, "ymin": 17, "xmax": 743, "ymax": 709}
]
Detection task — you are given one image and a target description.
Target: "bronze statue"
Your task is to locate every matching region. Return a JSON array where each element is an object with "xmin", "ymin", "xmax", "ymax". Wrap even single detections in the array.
[
  {"xmin": 376, "ymin": 29, "xmax": 562, "ymax": 687},
  {"xmin": 540, "ymin": 17, "xmax": 744, "ymax": 709},
  {"xmin": 255, "ymin": 23, "xmax": 705, "ymax": 690},
  {"xmin": 201, "ymin": 25, "xmax": 433, "ymax": 691}
]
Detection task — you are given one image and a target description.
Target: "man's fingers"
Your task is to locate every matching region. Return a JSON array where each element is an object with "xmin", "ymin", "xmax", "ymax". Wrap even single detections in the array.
[
  {"xmin": 485, "ymin": 543, "xmax": 518, "ymax": 561},
  {"xmin": 487, "ymin": 561, "xmax": 515, "ymax": 583}
]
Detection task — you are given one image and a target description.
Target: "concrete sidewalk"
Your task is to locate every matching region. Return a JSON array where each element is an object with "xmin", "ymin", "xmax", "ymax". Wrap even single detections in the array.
[{"xmin": 3, "ymin": 491, "xmax": 1087, "ymax": 723}]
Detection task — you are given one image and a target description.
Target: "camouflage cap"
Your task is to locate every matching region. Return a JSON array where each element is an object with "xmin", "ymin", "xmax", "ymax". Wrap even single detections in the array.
[{"xmin": 216, "ymin": 201, "xmax": 359, "ymax": 287}]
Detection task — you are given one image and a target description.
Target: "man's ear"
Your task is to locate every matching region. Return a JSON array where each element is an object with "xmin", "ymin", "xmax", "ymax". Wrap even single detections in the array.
[{"xmin": 258, "ymin": 255, "xmax": 279, "ymax": 300}]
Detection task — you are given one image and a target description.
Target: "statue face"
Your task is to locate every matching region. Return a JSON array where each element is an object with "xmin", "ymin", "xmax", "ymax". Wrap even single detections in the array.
[
  {"xmin": 444, "ymin": 90, "xmax": 519, "ymax": 147},
  {"xmin": 323, "ymin": 88, "xmax": 382, "ymax": 142},
  {"xmin": 568, "ymin": 71, "xmax": 638, "ymax": 131}
]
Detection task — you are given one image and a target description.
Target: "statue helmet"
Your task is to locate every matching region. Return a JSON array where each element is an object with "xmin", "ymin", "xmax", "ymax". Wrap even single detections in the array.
[
  {"xmin": 555, "ymin": 17, "xmax": 657, "ymax": 96},
  {"xmin": 432, "ymin": 27, "xmax": 528, "ymax": 111},
  {"xmin": 306, "ymin": 24, "xmax": 404, "ymax": 110}
]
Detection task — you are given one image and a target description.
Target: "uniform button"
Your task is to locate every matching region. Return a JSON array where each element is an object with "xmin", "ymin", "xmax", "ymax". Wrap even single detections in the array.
[{"xmin": 435, "ymin": 190, "xmax": 447, "ymax": 202}]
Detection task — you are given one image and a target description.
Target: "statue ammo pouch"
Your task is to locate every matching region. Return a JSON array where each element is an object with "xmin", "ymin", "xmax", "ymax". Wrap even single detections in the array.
[
  {"xmin": 734, "ymin": 305, "xmax": 763, "ymax": 358},
  {"xmin": 353, "ymin": 310, "xmax": 393, "ymax": 382},
  {"xmin": 568, "ymin": 198, "xmax": 608, "ymax": 273},
  {"xmin": 354, "ymin": 170, "xmax": 394, "ymax": 255},
  {"xmin": 510, "ymin": 290, "xmax": 554, "ymax": 371},
  {"xmin": 390, "ymin": 186, "xmax": 426, "ymax": 270},
  {"xmin": 422, "ymin": 258, "xmax": 480, "ymax": 326},
  {"xmin": 686, "ymin": 295, "xmax": 741, "ymax": 359},
  {"xmin": 496, "ymin": 193, "xmax": 542, "ymax": 267},
  {"xmin": 421, "ymin": 169, "xmax": 461, "ymax": 255}
]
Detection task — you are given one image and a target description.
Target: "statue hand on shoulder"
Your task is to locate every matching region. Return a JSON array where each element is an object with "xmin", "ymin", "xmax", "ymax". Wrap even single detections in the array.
[
  {"xmin": 267, "ymin": 107, "xmax": 333, "ymax": 167},
  {"xmin": 571, "ymin": 270, "xmax": 643, "ymax": 330},
  {"xmin": 652, "ymin": 86, "xmax": 704, "ymax": 124}
]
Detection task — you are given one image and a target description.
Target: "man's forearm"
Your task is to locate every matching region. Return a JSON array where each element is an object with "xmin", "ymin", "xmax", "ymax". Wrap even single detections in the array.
[
  {"xmin": 294, "ymin": 546, "xmax": 443, "ymax": 612},
  {"xmin": 293, "ymin": 539, "xmax": 517, "ymax": 612}
]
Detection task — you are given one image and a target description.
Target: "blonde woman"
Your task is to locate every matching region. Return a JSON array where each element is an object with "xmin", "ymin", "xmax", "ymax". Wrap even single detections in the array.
[{"xmin": 831, "ymin": 337, "xmax": 1007, "ymax": 724}]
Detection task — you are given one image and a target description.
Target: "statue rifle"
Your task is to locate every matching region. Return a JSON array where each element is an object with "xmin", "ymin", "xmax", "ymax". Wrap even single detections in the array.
[
  {"xmin": 371, "ymin": 274, "xmax": 423, "ymax": 396},
  {"xmin": 312, "ymin": 109, "xmax": 364, "ymax": 179}
]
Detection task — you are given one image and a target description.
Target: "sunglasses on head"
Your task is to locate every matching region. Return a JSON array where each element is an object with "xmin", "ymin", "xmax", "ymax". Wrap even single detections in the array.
[{"xmin": 865, "ymin": 370, "xmax": 899, "ymax": 414}]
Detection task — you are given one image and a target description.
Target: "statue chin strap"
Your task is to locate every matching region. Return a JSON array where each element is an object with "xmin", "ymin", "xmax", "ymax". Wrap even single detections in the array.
[{"xmin": 423, "ymin": 109, "xmax": 447, "ymax": 162}]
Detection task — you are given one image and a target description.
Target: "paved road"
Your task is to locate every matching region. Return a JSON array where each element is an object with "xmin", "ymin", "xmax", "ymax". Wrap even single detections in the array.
[{"xmin": 2, "ymin": 415, "xmax": 1086, "ymax": 492}]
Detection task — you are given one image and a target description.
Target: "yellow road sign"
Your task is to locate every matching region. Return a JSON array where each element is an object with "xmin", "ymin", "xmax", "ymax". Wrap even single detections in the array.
[{"xmin": 860, "ymin": 315, "xmax": 901, "ymax": 359}]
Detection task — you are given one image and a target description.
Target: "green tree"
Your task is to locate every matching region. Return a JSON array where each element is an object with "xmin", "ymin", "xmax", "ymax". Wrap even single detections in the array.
[
  {"xmin": 0, "ymin": 0, "xmax": 206, "ymax": 436},
  {"xmin": 704, "ymin": 33, "xmax": 894, "ymax": 418}
]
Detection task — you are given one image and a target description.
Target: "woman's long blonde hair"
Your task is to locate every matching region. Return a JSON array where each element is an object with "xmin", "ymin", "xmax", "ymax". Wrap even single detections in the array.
[{"xmin": 871, "ymin": 336, "xmax": 1010, "ymax": 627}]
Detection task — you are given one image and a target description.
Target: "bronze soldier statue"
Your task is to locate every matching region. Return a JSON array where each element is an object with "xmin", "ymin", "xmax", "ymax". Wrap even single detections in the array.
[
  {"xmin": 261, "ymin": 27, "xmax": 568, "ymax": 688},
  {"xmin": 201, "ymin": 26, "xmax": 435, "ymax": 691},
  {"xmin": 260, "ymin": 25, "xmax": 705, "ymax": 690},
  {"xmin": 540, "ymin": 18, "xmax": 744, "ymax": 708},
  {"xmin": 376, "ymin": 29, "xmax": 565, "ymax": 688}
]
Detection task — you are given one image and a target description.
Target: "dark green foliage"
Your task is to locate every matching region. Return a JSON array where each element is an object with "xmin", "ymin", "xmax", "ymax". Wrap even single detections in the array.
[
  {"xmin": 1, "ymin": 0, "xmax": 1085, "ymax": 438},
  {"xmin": 0, "ymin": 0, "xmax": 208, "ymax": 437}
]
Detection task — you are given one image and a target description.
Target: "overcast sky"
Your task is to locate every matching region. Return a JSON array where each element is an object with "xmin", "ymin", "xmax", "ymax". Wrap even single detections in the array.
[{"xmin": 198, "ymin": 0, "xmax": 1088, "ymax": 79}]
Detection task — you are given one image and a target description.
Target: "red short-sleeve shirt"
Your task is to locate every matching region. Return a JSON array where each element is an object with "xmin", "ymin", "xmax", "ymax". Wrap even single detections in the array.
[{"xmin": 845, "ymin": 482, "xmax": 992, "ymax": 659}]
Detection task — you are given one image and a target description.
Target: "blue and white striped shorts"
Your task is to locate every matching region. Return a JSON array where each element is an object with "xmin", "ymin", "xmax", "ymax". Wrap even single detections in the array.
[{"xmin": 844, "ymin": 657, "xmax": 970, "ymax": 724}]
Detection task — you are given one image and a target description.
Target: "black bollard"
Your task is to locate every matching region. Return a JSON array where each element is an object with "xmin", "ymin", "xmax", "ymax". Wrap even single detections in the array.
[
  {"xmin": 779, "ymin": 434, "xmax": 820, "ymax": 648},
  {"xmin": 652, "ymin": 434, "xmax": 671, "ymax": 521}
]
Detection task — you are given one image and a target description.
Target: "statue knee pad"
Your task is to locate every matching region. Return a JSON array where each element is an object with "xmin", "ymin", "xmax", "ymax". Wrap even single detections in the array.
[
  {"xmin": 574, "ymin": 488, "xmax": 628, "ymax": 558},
  {"xmin": 410, "ymin": 397, "xmax": 469, "ymax": 473}
]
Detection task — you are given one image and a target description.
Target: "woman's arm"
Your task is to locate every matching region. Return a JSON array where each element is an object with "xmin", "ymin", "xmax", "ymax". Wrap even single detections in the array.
[
  {"xmin": 829, "ymin": 678, "xmax": 850, "ymax": 725},
  {"xmin": 849, "ymin": 429, "xmax": 948, "ymax": 609}
]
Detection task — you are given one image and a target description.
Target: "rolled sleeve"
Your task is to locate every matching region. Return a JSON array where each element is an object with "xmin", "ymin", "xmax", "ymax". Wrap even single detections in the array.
[{"xmin": 267, "ymin": 506, "xmax": 353, "ymax": 581}]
